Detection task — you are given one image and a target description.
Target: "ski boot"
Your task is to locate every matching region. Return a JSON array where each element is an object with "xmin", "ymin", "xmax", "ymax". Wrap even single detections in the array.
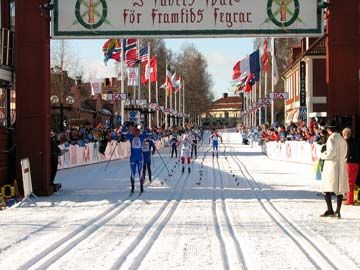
[
  {"xmin": 212, "ymin": 152, "xmax": 215, "ymax": 158},
  {"xmin": 140, "ymin": 184, "xmax": 144, "ymax": 193},
  {"xmin": 188, "ymin": 167, "xmax": 191, "ymax": 173},
  {"xmin": 216, "ymin": 152, "xmax": 219, "ymax": 158},
  {"xmin": 182, "ymin": 166, "xmax": 185, "ymax": 173}
]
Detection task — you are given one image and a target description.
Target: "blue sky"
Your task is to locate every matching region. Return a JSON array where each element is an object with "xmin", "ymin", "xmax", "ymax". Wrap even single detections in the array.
[{"xmin": 67, "ymin": 38, "xmax": 255, "ymax": 100}]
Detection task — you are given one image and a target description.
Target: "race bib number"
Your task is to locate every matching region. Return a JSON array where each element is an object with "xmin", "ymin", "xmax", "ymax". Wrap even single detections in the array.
[
  {"xmin": 132, "ymin": 137, "xmax": 141, "ymax": 149},
  {"xmin": 142, "ymin": 141, "xmax": 150, "ymax": 152}
]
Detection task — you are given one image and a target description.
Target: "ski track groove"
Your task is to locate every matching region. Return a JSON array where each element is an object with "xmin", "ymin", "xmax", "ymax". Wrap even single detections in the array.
[
  {"xmin": 211, "ymin": 156, "xmax": 230, "ymax": 270},
  {"xmin": 215, "ymin": 152, "xmax": 248, "ymax": 270},
  {"xmin": 227, "ymin": 140, "xmax": 357, "ymax": 270},
  {"xmin": 16, "ymin": 153, "xmax": 174, "ymax": 270},
  {"xmin": 111, "ymin": 144, "xmax": 206, "ymax": 270}
]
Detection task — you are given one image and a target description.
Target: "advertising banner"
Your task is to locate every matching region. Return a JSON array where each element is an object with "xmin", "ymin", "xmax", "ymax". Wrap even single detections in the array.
[{"xmin": 53, "ymin": 0, "xmax": 323, "ymax": 38}]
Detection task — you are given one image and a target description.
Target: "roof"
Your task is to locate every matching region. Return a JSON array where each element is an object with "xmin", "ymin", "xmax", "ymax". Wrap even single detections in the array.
[{"xmin": 209, "ymin": 96, "xmax": 242, "ymax": 111}]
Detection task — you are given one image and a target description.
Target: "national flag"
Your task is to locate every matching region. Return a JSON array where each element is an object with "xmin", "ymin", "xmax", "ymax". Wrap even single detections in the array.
[
  {"xmin": 175, "ymin": 76, "xmax": 182, "ymax": 92},
  {"xmin": 103, "ymin": 39, "xmax": 121, "ymax": 65},
  {"xmin": 231, "ymin": 50, "xmax": 260, "ymax": 93},
  {"xmin": 261, "ymin": 38, "xmax": 269, "ymax": 73},
  {"xmin": 165, "ymin": 65, "xmax": 174, "ymax": 94},
  {"xmin": 139, "ymin": 47, "xmax": 149, "ymax": 62},
  {"xmin": 90, "ymin": 79, "xmax": 102, "ymax": 95},
  {"xmin": 141, "ymin": 57, "xmax": 157, "ymax": 84},
  {"xmin": 127, "ymin": 67, "xmax": 139, "ymax": 86},
  {"xmin": 123, "ymin": 38, "xmax": 138, "ymax": 67}
]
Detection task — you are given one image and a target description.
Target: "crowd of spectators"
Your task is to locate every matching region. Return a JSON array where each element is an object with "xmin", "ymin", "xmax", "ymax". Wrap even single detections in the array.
[
  {"xmin": 53, "ymin": 122, "xmax": 198, "ymax": 148},
  {"xmin": 239, "ymin": 118, "xmax": 328, "ymax": 144}
]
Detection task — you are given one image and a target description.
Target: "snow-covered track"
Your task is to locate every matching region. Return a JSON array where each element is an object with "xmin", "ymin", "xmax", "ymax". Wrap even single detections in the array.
[
  {"xmin": 111, "ymin": 144, "xmax": 206, "ymax": 270},
  {"xmin": 211, "ymin": 155, "xmax": 248, "ymax": 270},
  {"xmin": 14, "ymin": 155, "xmax": 172, "ymax": 270},
  {"xmin": 229, "ymin": 144, "xmax": 358, "ymax": 270}
]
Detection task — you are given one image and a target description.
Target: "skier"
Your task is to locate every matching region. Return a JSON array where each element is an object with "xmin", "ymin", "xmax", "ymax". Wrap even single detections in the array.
[
  {"xmin": 123, "ymin": 126, "xmax": 147, "ymax": 193},
  {"xmin": 188, "ymin": 130, "xmax": 201, "ymax": 159},
  {"xmin": 142, "ymin": 136, "xmax": 156, "ymax": 184},
  {"xmin": 169, "ymin": 133, "xmax": 179, "ymax": 158},
  {"xmin": 180, "ymin": 134, "xmax": 192, "ymax": 173},
  {"xmin": 209, "ymin": 130, "xmax": 222, "ymax": 158}
]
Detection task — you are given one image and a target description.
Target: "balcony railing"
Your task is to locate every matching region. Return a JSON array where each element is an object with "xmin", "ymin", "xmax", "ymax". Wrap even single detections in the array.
[{"xmin": 0, "ymin": 27, "xmax": 15, "ymax": 67}]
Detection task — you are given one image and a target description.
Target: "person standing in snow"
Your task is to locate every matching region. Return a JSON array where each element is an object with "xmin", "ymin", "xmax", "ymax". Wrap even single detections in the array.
[
  {"xmin": 188, "ymin": 130, "xmax": 201, "ymax": 159},
  {"xmin": 142, "ymin": 136, "xmax": 156, "ymax": 184},
  {"xmin": 209, "ymin": 130, "xmax": 222, "ymax": 158},
  {"xmin": 169, "ymin": 133, "xmax": 179, "ymax": 158},
  {"xmin": 180, "ymin": 134, "xmax": 192, "ymax": 173},
  {"xmin": 319, "ymin": 120, "xmax": 349, "ymax": 219},
  {"xmin": 123, "ymin": 125, "xmax": 147, "ymax": 193},
  {"xmin": 341, "ymin": 127, "xmax": 360, "ymax": 205}
]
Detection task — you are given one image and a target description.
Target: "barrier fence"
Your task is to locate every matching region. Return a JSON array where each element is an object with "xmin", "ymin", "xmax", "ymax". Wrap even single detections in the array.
[
  {"xmin": 58, "ymin": 138, "xmax": 168, "ymax": 170},
  {"xmin": 263, "ymin": 141, "xmax": 322, "ymax": 165}
]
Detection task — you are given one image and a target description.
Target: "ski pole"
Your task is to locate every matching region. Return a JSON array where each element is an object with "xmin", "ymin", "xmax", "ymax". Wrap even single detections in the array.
[
  {"xmin": 104, "ymin": 141, "xmax": 118, "ymax": 171},
  {"xmin": 156, "ymin": 149, "xmax": 172, "ymax": 176}
]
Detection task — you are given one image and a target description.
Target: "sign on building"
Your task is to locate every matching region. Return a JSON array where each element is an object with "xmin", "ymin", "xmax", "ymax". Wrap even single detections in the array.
[
  {"xmin": 128, "ymin": 111, "xmax": 139, "ymax": 122},
  {"xmin": 299, "ymin": 61, "xmax": 307, "ymax": 121},
  {"xmin": 53, "ymin": 0, "xmax": 323, "ymax": 38}
]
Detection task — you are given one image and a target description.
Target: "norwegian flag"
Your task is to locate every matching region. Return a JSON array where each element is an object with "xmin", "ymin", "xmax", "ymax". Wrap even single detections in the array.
[{"xmin": 123, "ymin": 38, "xmax": 138, "ymax": 67}]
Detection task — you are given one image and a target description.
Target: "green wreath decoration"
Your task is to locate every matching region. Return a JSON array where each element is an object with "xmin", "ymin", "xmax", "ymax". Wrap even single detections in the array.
[
  {"xmin": 75, "ymin": 0, "xmax": 108, "ymax": 30},
  {"xmin": 267, "ymin": 0, "xmax": 300, "ymax": 28}
]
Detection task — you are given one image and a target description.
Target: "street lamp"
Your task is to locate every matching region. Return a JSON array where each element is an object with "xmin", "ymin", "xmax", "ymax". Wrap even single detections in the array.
[{"xmin": 50, "ymin": 95, "xmax": 75, "ymax": 131}]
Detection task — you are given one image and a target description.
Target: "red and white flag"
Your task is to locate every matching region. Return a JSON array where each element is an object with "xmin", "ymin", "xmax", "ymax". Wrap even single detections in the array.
[
  {"xmin": 141, "ymin": 57, "xmax": 157, "ymax": 84},
  {"xmin": 90, "ymin": 79, "xmax": 102, "ymax": 95}
]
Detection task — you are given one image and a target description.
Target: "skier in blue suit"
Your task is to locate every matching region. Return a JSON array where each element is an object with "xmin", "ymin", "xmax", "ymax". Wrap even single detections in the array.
[{"xmin": 123, "ymin": 125, "xmax": 147, "ymax": 193}]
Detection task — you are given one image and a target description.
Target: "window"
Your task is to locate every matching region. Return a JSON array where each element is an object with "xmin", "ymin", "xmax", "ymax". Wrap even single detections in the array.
[{"xmin": 0, "ymin": 87, "xmax": 7, "ymax": 127}]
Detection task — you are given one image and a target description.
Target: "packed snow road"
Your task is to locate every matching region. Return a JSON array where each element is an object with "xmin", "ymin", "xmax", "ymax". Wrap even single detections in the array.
[{"xmin": 1, "ymin": 131, "xmax": 360, "ymax": 270}]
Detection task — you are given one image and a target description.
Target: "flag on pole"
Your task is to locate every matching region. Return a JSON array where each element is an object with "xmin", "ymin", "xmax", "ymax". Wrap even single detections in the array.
[
  {"xmin": 90, "ymin": 79, "xmax": 102, "ymax": 95},
  {"xmin": 139, "ymin": 47, "xmax": 149, "ymax": 62},
  {"xmin": 141, "ymin": 57, "xmax": 157, "ymax": 84},
  {"xmin": 165, "ymin": 65, "xmax": 174, "ymax": 94},
  {"xmin": 232, "ymin": 50, "xmax": 260, "ymax": 93},
  {"xmin": 103, "ymin": 39, "xmax": 121, "ymax": 65},
  {"xmin": 127, "ymin": 67, "xmax": 139, "ymax": 86},
  {"xmin": 261, "ymin": 38, "xmax": 269, "ymax": 73},
  {"xmin": 175, "ymin": 75, "xmax": 182, "ymax": 92},
  {"xmin": 123, "ymin": 38, "xmax": 138, "ymax": 67}
]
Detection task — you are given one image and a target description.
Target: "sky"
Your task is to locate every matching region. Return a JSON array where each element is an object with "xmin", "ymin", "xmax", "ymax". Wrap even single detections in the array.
[{"xmin": 66, "ymin": 38, "xmax": 255, "ymax": 100}]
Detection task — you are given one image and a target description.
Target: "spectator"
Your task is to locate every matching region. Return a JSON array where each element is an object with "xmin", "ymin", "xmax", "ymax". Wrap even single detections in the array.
[
  {"xmin": 341, "ymin": 127, "xmax": 360, "ymax": 205},
  {"xmin": 319, "ymin": 120, "xmax": 349, "ymax": 219}
]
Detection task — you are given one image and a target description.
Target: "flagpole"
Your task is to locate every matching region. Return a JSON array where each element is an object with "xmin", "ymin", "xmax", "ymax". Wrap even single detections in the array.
[
  {"xmin": 178, "ymin": 76, "xmax": 181, "ymax": 127},
  {"xmin": 165, "ymin": 60, "xmax": 168, "ymax": 130},
  {"xmin": 254, "ymin": 82, "xmax": 257, "ymax": 127},
  {"xmin": 175, "ymin": 81, "xmax": 177, "ymax": 126},
  {"xmin": 264, "ymin": 68, "xmax": 268, "ymax": 124},
  {"xmin": 271, "ymin": 37, "xmax": 275, "ymax": 125},
  {"xmin": 147, "ymin": 42, "xmax": 151, "ymax": 129},
  {"xmin": 259, "ymin": 70, "xmax": 262, "ymax": 125},
  {"xmin": 134, "ymin": 39, "xmax": 141, "ymax": 103},
  {"xmin": 121, "ymin": 40, "xmax": 125, "ymax": 125},
  {"xmin": 170, "ymin": 76, "xmax": 173, "ymax": 128},
  {"xmin": 182, "ymin": 80, "xmax": 185, "ymax": 128},
  {"xmin": 156, "ymin": 80, "xmax": 159, "ymax": 128}
]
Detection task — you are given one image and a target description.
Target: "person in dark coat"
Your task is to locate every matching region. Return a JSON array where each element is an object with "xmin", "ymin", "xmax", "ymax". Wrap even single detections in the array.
[
  {"xmin": 50, "ymin": 131, "xmax": 61, "ymax": 188},
  {"xmin": 341, "ymin": 127, "xmax": 360, "ymax": 205}
]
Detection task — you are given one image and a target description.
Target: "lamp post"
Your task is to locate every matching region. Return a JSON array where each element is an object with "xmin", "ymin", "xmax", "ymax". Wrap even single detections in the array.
[{"xmin": 50, "ymin": 95, "xmax": 75, "ymax": 131}]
